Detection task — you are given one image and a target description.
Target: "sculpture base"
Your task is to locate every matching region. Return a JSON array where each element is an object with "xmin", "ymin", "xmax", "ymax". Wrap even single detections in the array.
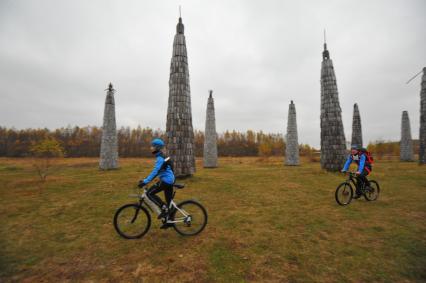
[
  {"xmin": 175, "ymin": 174, "xmax": 193, "ymax": 180},
  {"xmin": 99, "ymin": 166, "xmax": 120, "ymax": 171}
]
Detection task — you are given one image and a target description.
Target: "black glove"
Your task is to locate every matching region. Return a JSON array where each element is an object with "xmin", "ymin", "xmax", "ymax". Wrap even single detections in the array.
[{"xmin": 138, "ymin": 180, "xmax": 146, "ymax": 188}]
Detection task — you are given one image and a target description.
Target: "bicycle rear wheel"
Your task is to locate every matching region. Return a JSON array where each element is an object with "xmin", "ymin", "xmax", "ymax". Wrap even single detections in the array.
[
  {"xmin": 113, "ymin": 203, "xmax": 151, "ymax": 239},
  {"xmin": 364, "ymin": 180, "xmax": 380, "ymax": 201},
  {"xmin": 171, "ymin": 200, "xmax": 208, "ymax": 236},
  {"xmin": 335, "ymin": 182, "xmax": 354, "ymax": 206}
]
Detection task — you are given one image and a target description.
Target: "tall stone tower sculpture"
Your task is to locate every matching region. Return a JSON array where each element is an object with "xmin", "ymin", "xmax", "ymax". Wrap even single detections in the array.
[
  {"xmin": 320, "ymin": 39, "xmax": 347, "ymax": 171},
  {"xmin": 203, "ymin": 90, "xmax": 218, "ymax": 168},
  {"xmin": 166, "ymin": 16, "xmax": 196, "ymax": 177},
  {"xmin": 400, "ymin": 111, "xmax": 414, "ymax": 161},
  {"xmin": 99, "ymin": 83, "xmax": 119, "ymax": 170},
  {"xmin": 419, "ymin": 67, "xmax": 426, "ymax": 164},
  {"xmin": 351, "ymin": 103, "xmax": 363, "ymax": 148},
  {"xmin": 285, "ymin": 100, "xmax": 299, "ymax": 165}
]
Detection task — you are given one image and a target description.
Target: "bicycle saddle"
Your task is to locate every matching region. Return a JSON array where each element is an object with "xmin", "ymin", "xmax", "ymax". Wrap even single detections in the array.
[{"xmin": 173, "ymin": 183, "xmax": 185, "ymax": 189}]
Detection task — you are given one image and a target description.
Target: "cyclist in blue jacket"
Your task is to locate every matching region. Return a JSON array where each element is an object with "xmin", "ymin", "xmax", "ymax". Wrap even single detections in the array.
[
  {"xmin": 138, "ymin": 138, "xmax": 175, "ymax": 226},
  {"xmin": 341, "ymin": 145, "xmax": 372, "ymax": 199}
]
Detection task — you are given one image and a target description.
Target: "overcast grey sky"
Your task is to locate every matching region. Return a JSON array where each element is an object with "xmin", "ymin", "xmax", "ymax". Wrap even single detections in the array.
[{"xmin": 0, "ymin": 0, "xmax": 425, "ymax": 147}]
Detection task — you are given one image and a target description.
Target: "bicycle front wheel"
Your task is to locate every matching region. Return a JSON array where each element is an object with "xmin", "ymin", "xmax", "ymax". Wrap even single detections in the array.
[
  {"xmin": 171, "ymin": 200, "xmax": 208, "ymax": 236},
  {"xmin": 113, "ymin": 204, "xmax": 151, "ymax": 239},
  {"xmin": 364, "ymin": 180, "xmax": 380, "ymax": 201},
  {"xmin": 335, "ymin": 182, "xmax": 354, "ymax": 206}
]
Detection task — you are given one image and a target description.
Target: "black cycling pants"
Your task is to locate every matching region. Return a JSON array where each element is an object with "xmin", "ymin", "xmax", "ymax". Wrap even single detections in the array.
[
  {"xmin": 356, "ymin": 168, "xmax": 370, "ymax": 190},
  {"xmin": 146, "ymin": 181, "xmax": 173, "ymax": 208}
]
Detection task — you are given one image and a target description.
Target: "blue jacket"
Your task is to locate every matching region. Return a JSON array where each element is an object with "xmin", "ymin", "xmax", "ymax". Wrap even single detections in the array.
[
  {"xmin": 343, "ymin": 153, "xmax": 366, "ymax": 172},
  {"xmin": 143, "ymin": 152, "xmax": 175, "ymax": 185}
]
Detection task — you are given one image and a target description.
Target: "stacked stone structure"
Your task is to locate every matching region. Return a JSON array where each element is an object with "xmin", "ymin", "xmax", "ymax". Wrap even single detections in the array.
[
  {"xmin": 420, "ymin": 68, "xmax": 426, "ymax": 164},
  {"xmin": 320, "ymin": 42, "xmax": 347, "ymax": 171},
  {"xmin": 351, "ymin": 103, "xmax": 363, "ymax": 148},
  {"xmin": 203, "ymin": 90, "xmax": 218, "ymax": 168},
  {"xmin": 285, "ymin": 100, "xmax": 299, "ymax": 165},
  {"xmin": 166, "ymin": 16, "xmax": 196, "ymax": 177},
  {"xmin": 99, "ymin": 83, "xmax": 119, "ymax": 170},
  {"xmin": 400, "ymin": 111, "xmax": 414, "ymax": 161}
]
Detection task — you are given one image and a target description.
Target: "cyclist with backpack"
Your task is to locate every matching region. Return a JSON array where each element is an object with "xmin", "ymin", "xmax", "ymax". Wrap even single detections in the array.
[
  {"xmin": 138, "ymin": 138, "xmax": 175, "ymax": 228},
  {"xmin": 341, "ymin": 145, "xmax": 374, "ymax": 199}
]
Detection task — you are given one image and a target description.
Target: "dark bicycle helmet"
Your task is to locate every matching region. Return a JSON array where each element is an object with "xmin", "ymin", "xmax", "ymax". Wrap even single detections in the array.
[{"xmin": 151, "ymin": 138, "xmax": 165, "ymax": 150}]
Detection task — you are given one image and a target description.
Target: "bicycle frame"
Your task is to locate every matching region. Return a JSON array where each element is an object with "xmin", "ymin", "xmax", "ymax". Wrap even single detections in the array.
[
  {"xmin": 130, "ymin": 189, "xmax": 190, "ymax": 224},
  {"xmin": 346, "ymin": 172, "xmax": 370, "ymax": 191}
]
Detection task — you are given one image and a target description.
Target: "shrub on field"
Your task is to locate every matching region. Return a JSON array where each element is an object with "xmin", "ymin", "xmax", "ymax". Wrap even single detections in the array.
[{"xmin": 30, "ymin": 138, "xmax": 65, "ymax": 182}]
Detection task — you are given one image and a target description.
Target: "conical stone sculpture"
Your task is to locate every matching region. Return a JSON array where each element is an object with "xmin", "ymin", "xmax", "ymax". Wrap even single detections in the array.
[
  {"xmin": 203, "ymin": 90, "xmax": 218, "ymax": 168},
  {"xmin": 320, "ymin": 41, "xmax": 347, "ymax": 171},
  {"xmin": 166, "ymin": 16, "xmax": 196, "ymax": 177},
  {"xmin": 351, "ymin": 103, "xmax": 363, "ymax": 148},
  {"xmin": 400, "ymin": 111, "xmax": 414, "ymax": 161},
  {"xmin": 419, "ymin": 67, "xmax": 426, "ymax": 165},
  {"xmin": 99, "ymin": 83, "xmax": 119, "ymax": 170},
  {"xmin": 285, "ymin": 100, "xmax": 299, "ymax": 165}
]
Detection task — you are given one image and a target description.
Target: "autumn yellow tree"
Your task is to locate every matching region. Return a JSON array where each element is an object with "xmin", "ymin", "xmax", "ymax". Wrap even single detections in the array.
[
  {"xmin": 258, "ymin": 143, "xmax": 272, "ymax": 156},
  {"xmin": 30, "ymin": 138, "xmax": 64, "ymax": 182}
]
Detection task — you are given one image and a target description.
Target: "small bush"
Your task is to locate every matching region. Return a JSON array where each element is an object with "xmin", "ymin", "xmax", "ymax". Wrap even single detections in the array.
[{"xmin": 30, "ymin": 138, "xmax": 65, "ymax": 182}]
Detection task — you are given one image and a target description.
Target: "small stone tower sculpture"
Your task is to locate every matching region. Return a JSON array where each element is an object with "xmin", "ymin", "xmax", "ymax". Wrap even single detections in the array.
[
  {"xmin": 99, "ymin": 83, "xmax": 119, "ymax": 170},
  {"xmin": 285, "ymin": 100, "xmax": 299, "ymax": 166},
  {"xmin": 400, "ymin": 111, "xmax": 414, "ymax": 161},
  {"xmin": 419, "ymin": 68, "xmax": 426, "ymax": 164},
  {"xmin": 203, "ymin": 90, "xmax": 218, "ymax": 168},
  {"xmin": 351, "ymin": 103, "xmax": 363, "ymax": 148}
]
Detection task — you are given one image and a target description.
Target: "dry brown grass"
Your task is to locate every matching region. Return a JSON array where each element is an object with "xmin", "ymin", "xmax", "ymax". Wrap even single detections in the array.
[{"xmin": 0, "ymin": 157, "xmax": 425, "ymax": 282}]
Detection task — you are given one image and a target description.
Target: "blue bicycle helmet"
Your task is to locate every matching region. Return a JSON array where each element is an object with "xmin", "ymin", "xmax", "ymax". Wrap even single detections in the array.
[
  {"xmin": 151, "ymin": 138, "xmax": 165, "ymax": 149},
  {"xmin": 350, "ymin": 145, "xmax": 360, "ymax": 150}
]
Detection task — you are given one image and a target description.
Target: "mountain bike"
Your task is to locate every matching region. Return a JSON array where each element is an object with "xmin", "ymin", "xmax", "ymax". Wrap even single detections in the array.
[
  {"xmin": 113, "ymin": 183, "xmax": 208, "ymax": 239},
  {"xmin": 335, "ymin": 172, "xmax": 380, "ymax": 206}
]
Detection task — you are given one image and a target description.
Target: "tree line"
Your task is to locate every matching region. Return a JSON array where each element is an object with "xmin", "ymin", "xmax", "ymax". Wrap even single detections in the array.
[
  {"xmin": 1, "ymin": 126, "xmax": 414, "ymax": 159},
  {"xmin": 367, "ymin": 140, "xmax": 419, "ymax": 160},
  {"xmin": 0, "ymin": 126, "xmax": 295, "ymax": 157}
]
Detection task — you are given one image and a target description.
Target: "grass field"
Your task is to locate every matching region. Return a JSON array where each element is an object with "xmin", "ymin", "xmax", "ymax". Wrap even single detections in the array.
[{"xmin": 0, "ymin": 157, "xmax": 425, "ymax": 282}]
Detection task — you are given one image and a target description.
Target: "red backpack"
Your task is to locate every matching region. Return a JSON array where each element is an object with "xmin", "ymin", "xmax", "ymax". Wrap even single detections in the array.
[{"xmin": 360, "ymin": 148, "xmax": 374, "ymax": 165}]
